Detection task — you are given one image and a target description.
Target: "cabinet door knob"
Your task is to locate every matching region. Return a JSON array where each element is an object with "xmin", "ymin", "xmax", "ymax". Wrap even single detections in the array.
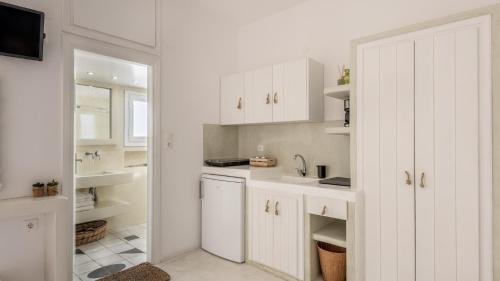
[
  {"xmin": 266, "ymin": 93, "xmax": 271, "ymax": 104},
  {"xmin": 265, "ymin": 200, "xmax": 270, "ymax": 213},
  {"xmin": 273, "ymin": 92, "xmax": 278, "ymax": 104},
  {"xmin": 321, "ymin": 206, "xmax": 327, "ymax": 216},
  {"xmin": 237, "ymin": 97, "xmax": 242, "ymax": 110},
  {"xmin": 420, "ymin": 173, "xmax": 425, "ymax": 188},
  {"xmin": 274, "ymin": 201, "xmax": 279, "ymax": 216},
  {"xmin": 404, "ymin": 171, "xmax": 412, "ymax": 185}
]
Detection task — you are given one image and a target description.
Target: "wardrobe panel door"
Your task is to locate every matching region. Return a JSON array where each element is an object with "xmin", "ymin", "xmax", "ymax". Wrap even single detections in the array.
[
  {"xmin": 395, "ymin": 41, "xmax": 416, "ymax": 281},
  {"xmin": 361, "ymin": 46, "xmax": 381, "ymax": 281},
  {"xmin": 379, "ymin": 45, "xmax": 398, "ymax": 281},
  {"xmin": 454, "ymin": 27, "xmax": 480, "ymax": 281},
  {"xmin": 415, "ymin": 37, "xmax": 436, "ymax": 281},
  {"xmin": 434, "ymin": 31, "xmax": 458, "ymax": 281},
  {"xmin": 416, "ymin": 26, "xmax": 481, "ymax": 281}
]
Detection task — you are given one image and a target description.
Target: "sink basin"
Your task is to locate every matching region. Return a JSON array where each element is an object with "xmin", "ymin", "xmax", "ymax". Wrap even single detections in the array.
[
  {"xmin": 76, "ymin": 171, "xmax": 134, "ymax": 189},
  {"xmin": 277, "ymin": 175, "xmax": 318, "ymax": 184}
]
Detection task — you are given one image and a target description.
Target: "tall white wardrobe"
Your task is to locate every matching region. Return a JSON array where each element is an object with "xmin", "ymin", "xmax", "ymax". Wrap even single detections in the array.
[{"xmin": 356, "ymin": 16, "xmax": 492, "ymax": 281}]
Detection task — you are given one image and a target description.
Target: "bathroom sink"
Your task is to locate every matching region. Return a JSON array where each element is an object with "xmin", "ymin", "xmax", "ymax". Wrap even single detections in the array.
[{"xmin": 75, "ymin": 171, "xmax": 134, "ymax": 189}]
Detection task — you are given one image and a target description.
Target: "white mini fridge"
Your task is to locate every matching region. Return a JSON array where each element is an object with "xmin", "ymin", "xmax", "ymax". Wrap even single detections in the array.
[{"xmin": 200, "ymin": 174, "xmax": 245, "ymax": 263}]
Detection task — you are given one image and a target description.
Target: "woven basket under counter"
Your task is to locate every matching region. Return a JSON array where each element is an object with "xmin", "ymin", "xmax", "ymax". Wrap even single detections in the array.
[
  {"xmin": 317, "ymin": 241, "xmax": 346, "ymax": 281},
  {"xmin": 75, "ymin": 220, "xmax": 107, "ymax": 246}
]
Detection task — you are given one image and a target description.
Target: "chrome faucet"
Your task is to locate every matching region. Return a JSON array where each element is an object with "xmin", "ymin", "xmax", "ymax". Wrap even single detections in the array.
[
  {"xmin": 293, "ymin": 154, "xmax": 307, "ymax": 177},
  {"xmin": 84, "ymin": 150, "xmax": 102, "ymax": 160}
]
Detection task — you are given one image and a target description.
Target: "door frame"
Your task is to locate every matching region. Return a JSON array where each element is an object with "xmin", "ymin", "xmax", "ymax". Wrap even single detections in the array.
[
  {"xmin": 62, "ymin": 33, "xmax": 162, "ymax": 278},
  {"xmin": 355, "ymin": 15, "xmax": 492, "ymax": 281}
]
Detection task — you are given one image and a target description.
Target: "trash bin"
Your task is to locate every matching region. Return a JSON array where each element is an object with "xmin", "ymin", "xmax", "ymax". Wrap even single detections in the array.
[{"xmin": 317, "ymin": 241, "xmax": 346, "ymax": 281}]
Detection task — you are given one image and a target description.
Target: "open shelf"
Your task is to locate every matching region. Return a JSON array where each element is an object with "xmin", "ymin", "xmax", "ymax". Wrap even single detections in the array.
[
  {"xmin": 325, "ymin": 127, "xmax": 350, "ymax": 135},
  {"xmin": 324, "ymin": 85, "xmax": 350, "ymax": 99},
  {"xmin": 312, "ymin": 220, "xmax": 347, "ymax": 248},
  {"xmin": 75, "ymin": 199, "xmax": 130, "ymax": 224}
]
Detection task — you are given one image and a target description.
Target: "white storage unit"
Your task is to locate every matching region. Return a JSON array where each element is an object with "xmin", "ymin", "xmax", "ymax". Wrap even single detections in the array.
[
  {"xmin": 357, "ymin": 16, "xmax": 492, "ymax": 281},
  {"xmin": 220, "ymin": 58, "xmax": 324, "ymax": 125},
  {"xmin": 247, "ymin": 187, "xmax": 304, "ymax": 280}
]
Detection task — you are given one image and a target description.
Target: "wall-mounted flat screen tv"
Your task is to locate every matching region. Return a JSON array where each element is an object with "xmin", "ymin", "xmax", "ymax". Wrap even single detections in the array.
[{"xmin": 0, "ymin": 1, "xmax": 44, "ymax": 61}]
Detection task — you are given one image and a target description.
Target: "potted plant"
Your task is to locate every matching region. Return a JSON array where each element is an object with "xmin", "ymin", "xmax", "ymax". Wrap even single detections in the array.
[
  {"xmin": 32, "ymin": 182, "xmax": 45, "ymax": 197},
  {"xmin": 47, "ymin": 179, "xmax": 59, "ymax": 196}
]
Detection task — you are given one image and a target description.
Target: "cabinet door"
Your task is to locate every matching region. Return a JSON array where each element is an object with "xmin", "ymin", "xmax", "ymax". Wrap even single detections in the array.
[
  {"xmin": 415, "ymin": 20, "xmax": 490, "ymax": 281},
  {"xmin": 247, "ymin": 188, "xmax": 274, "ymax": 268},
  {"xmin": 245, "ymin": 67, "xmax": 273, "ymax": 123},
  {"xmin": 272, "ymin": 193, "xmax": 301, "ymax": 279},
  {"xmin": 357, "ymin": 40, "xmax": 415, "ymax": 281},
  {"xmin": 272, "ymin": 64, "xmax": 285, "ymax": 122},
  {"xmin": 220, "ymin": 73, "xmax": 245, "ymax": 125},
  {"xmin": 282, "ymin": 59, "xmax": 308, "ymax": 121}
]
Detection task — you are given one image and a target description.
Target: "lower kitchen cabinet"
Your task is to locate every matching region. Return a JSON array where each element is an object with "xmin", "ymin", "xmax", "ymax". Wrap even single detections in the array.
[{"xmin": 247, "ymin": 187, "xmax": 304, "ymax": 280}]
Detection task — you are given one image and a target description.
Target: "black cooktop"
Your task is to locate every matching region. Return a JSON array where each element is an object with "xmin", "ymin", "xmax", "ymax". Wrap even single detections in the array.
[
  {"xmin": 204, "ymin": 158, "xmax": 250, "ymax": 167},
  {"xmin": 319, "ymin": 177, "xmax": 351, "ymax": 187}
]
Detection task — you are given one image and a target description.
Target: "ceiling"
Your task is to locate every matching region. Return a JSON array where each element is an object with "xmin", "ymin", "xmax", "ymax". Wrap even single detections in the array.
[
  {"xmin": 170, "ymin": 0, "xmax": 308, "ymax": 26},
  {"xmin": 74, "ymin": 50, "xmax": 148, "ymax": 89}
]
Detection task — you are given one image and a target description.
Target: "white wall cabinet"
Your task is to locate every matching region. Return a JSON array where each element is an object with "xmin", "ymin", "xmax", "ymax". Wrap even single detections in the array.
[
  {"xmin": 220, "ymin": 73, "xmax": 245, "ymax": 125},
  {"xmin": 220, "ymin": 58, "xmax": 323, "ymax": 125},
  {"xmin": 247, "ymin": 187, "xmax": 303, "ymax": 279},
  {"xmin": 245, "ymin": 66, "xmax": 274, "ymax": 123},
  {"xmin": 357, "ymin": 16, "xmax": 492, "ymax": 281}
]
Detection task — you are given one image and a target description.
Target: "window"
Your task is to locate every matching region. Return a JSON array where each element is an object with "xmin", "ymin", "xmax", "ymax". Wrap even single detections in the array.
[{"xmin": 125, "ymin": 91, "xmax": 148, "ymax": 146}]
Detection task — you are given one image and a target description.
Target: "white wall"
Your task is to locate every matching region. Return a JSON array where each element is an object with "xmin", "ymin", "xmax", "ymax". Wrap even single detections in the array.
[
  {"xmin": 0, "ymin": 0, "xmax": 62, "ymax": 200},
  {"xmin": 160, "ymin": 2, "xmax": 238, "ymax": 259},
  {"xmin": 0, "ymin": 215, "xmax": 46, "ymax": 281},
  {"xmin": 236, "ymin": 0, "xmax": 498, "ymax": 120}
]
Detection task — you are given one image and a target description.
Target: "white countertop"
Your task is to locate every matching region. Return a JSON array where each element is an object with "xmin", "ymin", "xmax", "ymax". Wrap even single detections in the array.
[{"xmin": 201, "ymin": 165, "xmax": 359, "ymax": 202}]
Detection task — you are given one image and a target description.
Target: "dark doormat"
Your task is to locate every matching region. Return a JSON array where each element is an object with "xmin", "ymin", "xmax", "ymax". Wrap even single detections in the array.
[{"xmin": 98, "ymin": 262, "xmax": 171, "ymax": 281}]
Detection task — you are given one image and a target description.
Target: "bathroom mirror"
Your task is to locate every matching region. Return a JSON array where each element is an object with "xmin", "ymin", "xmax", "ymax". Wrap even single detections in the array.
[{"xmin": 75, "ymin": 84, "xmax": 112, "ymax": 144}]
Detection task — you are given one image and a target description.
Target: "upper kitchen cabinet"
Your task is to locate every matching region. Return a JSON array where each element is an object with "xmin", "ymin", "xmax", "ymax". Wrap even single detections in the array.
[
  {"xmin": 221, "ymin": 58, "xmax": 323, "ymax": 125},
  {"xmin": 245, "ymin": 66, "xmax": 274, "ymax": 123},
  {"xmin": 220, "ymin": 73, "xmax": 245, "ymax": 125},
  {"xmin": 64, "ymin": 0, "xmax": 160, "ymax": 54}
]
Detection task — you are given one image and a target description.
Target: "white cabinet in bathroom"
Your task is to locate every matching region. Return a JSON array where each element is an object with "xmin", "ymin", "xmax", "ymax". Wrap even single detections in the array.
[
  {"xmin": 220, "ymin": 73, "xmax": 245, "ymax": 125},
  {"xmin": 220, "ymin": 58, "xmax": 324, "ymax": 125},
  {"xmin": 247, "ymin": 187, "xmax": 304, "ymax": 280}
]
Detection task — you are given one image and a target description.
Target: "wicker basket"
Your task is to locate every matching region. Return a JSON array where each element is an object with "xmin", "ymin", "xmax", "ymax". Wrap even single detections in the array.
[
  {"xmin": 317, "ymin": 242, "xmax": 346, "ymax": 281},
  {"xmin": 75, "ymin": 220, "xmax": 107, "ymax": 246}
]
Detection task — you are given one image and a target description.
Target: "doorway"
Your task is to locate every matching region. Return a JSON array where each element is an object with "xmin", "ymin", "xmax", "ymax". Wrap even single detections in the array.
[{"xmin": 62, "ymin": 35, "xmax": 161, "ymax": 281}]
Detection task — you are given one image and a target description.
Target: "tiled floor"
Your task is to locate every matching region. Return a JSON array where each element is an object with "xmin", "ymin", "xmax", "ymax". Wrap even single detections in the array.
[
  {"xmin": 157, "ymin": 249, "xmax": 284, "ymax": 281},
  {"xmin": 73, "ymin": 224, "xmax": 147, "ymax": 281}
]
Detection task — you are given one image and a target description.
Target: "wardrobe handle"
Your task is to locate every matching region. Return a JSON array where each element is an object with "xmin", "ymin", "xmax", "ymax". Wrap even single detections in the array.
[
  {"xmin": 266, "ymin": 93, "xmax": 271, "ymax": 104},
  {"xmin": 274, "ymin": 201, "xmax": 279, "ymax": 216},
  {"xmin": 273, "ymin": 92, "xmax": 278, "ymax": 104},
  {"xmin": 321, "ymin": 206, "xmax": 327, "ymax": 216},
  {"xmin": 265, "ymin": 200, "xmax": 270, "ymax": 213},
  {"xmin": 237, "ymin": 97, "xmax": 242, "ymax": 109},
  {"xmin": 404, "ymin": 171, "xmax": 412, "ymax": 185},
  {"xmin": 420, "ymin": 173, "xmax": 425, "ymax": 188}
]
